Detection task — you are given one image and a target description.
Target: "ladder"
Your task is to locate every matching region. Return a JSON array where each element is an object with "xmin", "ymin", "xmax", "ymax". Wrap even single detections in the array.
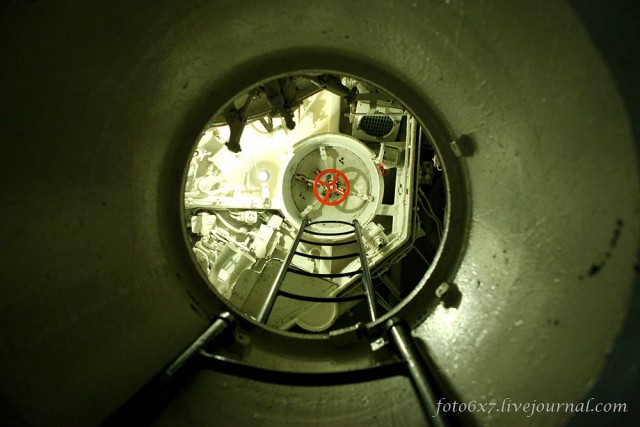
[
  {"xmin": 256, "ymin": 218, "xmax": 377, "ymax": 324},
  {"xmin": 103, "ymin": 220, "xmax": 449, "ymax": 427}
]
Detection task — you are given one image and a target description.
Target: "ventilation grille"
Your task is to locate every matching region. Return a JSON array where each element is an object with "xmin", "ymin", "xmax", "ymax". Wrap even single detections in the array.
[{"xmin": 359, "ymin": 115, "xmax": 394, "ymax": 137}]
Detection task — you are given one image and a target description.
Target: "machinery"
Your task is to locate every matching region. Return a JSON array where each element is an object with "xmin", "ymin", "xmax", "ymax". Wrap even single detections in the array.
[{"xmin": 183, "ymin": 78, "xmax": 428, "ymax": 331}]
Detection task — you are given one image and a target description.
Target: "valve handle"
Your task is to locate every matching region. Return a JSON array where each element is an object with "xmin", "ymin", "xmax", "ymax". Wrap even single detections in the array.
[{"xmin": 313, "ymin": 168, "xmax": 350, "ymax": 206}]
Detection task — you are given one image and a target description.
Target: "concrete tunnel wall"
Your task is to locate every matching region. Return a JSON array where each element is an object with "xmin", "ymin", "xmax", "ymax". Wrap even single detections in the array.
[{"xmin": 1, "ymin": 1, "xmax": 639, "ymax": 426}]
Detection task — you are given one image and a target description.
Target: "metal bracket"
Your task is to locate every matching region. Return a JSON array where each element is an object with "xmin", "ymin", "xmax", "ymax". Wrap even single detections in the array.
[
  {"xmin": 263, "ymin": 78, "xmax": 296, "ymax": 130},
  {"xmin": 223, "ymin": 88, "xmax": 260, "ymax": 153},
  {"xmin": 305, "ymin": 74, "xmax": 356, "ymax": 105},
  {"xmin": 449, "ymin": 134, "xmax": 476, "ymax": 157}
]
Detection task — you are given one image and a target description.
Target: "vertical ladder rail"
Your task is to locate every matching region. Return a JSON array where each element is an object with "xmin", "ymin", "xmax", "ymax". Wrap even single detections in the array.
[
  {"xmin": 103, "ymin": 312, "xmax": 236, "ymax": 426},
  {"xmin": 352, "ymin": 219, "xmax": 377, "ymax": 322},
  {"xmin": 387, "ymin": 317, "xmax": 448, "ymax": 427},
  {"xmin": 256, "ymin": 218, "xmax": 309, "ymax": 323}
]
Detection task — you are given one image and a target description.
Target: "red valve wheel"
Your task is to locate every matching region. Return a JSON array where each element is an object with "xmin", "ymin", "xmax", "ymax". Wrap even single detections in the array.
[{"xmin": 313, "ymin": 168, "xmax": 350, "ymax": 206}]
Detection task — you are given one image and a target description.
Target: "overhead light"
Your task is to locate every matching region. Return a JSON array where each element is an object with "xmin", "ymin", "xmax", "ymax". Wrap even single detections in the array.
[{"xmin": 257, "ymin": 170, "xmax": 271, "ymax": 182}]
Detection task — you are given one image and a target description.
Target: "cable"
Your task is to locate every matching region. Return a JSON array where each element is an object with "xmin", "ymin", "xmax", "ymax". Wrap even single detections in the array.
[
  {"xmin": 418, "ymin": 188, "xmax": 443, "ymax": 238},
  {"xmin": 412, "ymin": 246, "xmax": 431, "ymax": 267},
  {"xmin": 417, "ymin": 194, "xmax": 442, "ymax": 240}
]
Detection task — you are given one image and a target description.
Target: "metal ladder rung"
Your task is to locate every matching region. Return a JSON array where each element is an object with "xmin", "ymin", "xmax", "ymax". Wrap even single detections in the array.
[{"xmin": 255, "ymin": 219, "xmax": 377, "ymax": 324}]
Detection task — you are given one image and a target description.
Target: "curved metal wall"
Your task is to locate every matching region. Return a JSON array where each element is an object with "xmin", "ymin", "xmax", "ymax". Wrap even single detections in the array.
[{"xmin": 0, "ymin": 1, "xmax": 638, "ymax": 426}]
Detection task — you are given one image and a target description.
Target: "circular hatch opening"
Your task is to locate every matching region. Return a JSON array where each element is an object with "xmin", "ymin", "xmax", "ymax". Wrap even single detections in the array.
[{"xmin": 181, "ymin": 71, "xmax": 455, "ymax": 334}]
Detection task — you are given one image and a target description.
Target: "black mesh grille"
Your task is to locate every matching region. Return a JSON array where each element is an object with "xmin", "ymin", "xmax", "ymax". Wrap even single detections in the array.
[{"xmin": 359, "ymin": 115, "xmax": 394, "ymax": 137}]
